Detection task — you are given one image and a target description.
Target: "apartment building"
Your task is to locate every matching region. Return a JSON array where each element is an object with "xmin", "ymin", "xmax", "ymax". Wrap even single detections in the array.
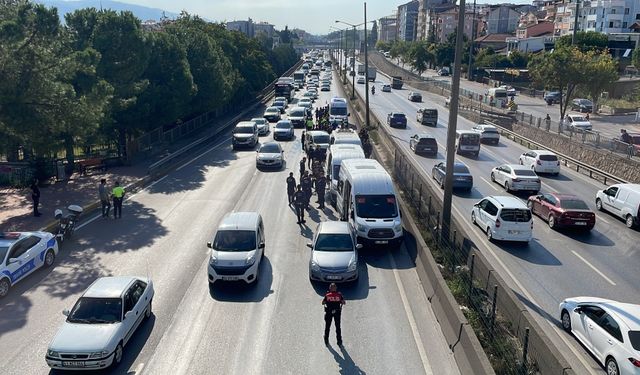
[
  {"xmin": 378, "ymin": 15, "xmax": 398, "ymax": 42},
  {"xmin": 581, "ymin": 0, "xmax": 640, "ymax": 34},
  {"xmin": 397, "ymin": 0, "xmax": 420, "ymax": 41},
  {"xmin": 487, "ymin": 5, "xmax": 522, "ymax": 34},
  {"xmin": 425, "ymin": 5, "xmax": 479, "ymax": 44}
]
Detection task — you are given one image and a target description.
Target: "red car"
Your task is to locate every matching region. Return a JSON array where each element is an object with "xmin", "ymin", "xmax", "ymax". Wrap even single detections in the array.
[{"xmin": 527, "ymin": 193, "xmax": 595, "ymax": 230}]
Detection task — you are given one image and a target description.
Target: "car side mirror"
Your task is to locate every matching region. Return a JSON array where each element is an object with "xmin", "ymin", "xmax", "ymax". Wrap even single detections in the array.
[
  {"xmin": 7, "ymin": 258, "xmax": 18, "ymax": 265},
  {"xmin": 259, "ymin": 242, "xmax": 265, "ymax": 249},
  {"xmin": 306, "ymin": 242, "xmax": 313, "ymax": 248},
  {"xmin": 574, "ymin": 307, "xmax": 583, "ymax": 314},
  {"xmin": 62, "ymin": 309, "xmax": 70, "ymax": 316},
  {"xmin": 356, "ymin": 244, "xmax": 363, "ymax": 249},
  {"xmin": 206, "ymin": 242, "xmax": 213, "ymax": 249}
]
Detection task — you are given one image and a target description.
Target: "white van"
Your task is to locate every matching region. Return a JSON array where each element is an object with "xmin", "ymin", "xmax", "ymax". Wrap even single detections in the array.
[
  {"xmin": 327, "ymin": 144, "xmax": 365, "ymax": 201},
  {"xmin": 487, "ymin": 87, "xmax": 508, "ymax": 107},
  {"xmin": 207, "ymin": 212, "xmax": 265, "ymax": 284},
  {"xmin": 330, "ymin": 130, "xmax": 362, "ymax": 147},
  {"xmin": 595, "ymin": 183, "xmax": 640, "ymax": 228},
  {"xmin": 456, "ymin": 130, "xmax": 481, "ymax": 158},
  {"xmin": 471, "ymin": 196, "xmax": 533, "ymax": 243},
  {"xmin": 336, "ymin": 159, "xmax": 403, "ymax": 246},
  {"xmin": 329, "ymin": 97, "xmax": 349, "ymax": 123}
]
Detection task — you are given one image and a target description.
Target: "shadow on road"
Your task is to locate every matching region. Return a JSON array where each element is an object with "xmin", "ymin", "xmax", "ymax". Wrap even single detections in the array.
[
  {"xmin": 495, "ymin": 239, "xmax": 562, "ymax": 266},
  {"xmin": 208, "ymin": 257, "xmax": 274, "ymax": 303},
  {"xmin": 309, "ymin": 261, "xmax": 370, "ymax": 301},
  {"xmin": 560, "ymin": 228, "xmax": 615, "ymax": 246},
  {"xmin": 327, "ymin": 345, "xmax": 367, "ymax": 375}
]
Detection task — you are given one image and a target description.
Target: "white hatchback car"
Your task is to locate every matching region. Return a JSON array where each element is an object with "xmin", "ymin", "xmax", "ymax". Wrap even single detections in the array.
[
  {"xmin": 46, "ymin": 276, "xmax": 154, "ymax": 371},
  {"xmin": 519, "ymin": 150, "xmax": 560, "ymax": 175},
  {"xmin": 471, "ymin": 196, "xmax": 533, "ymax": 243},
  {"xmin": 490, "ymin": 164, "xmax": 541, "ymax": 194},
  {"xmin": 559, "ymin": 297, "xmax": 640, "ymax": 375}
]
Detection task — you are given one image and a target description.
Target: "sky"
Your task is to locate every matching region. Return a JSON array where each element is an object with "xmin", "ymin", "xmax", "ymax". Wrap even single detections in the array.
[{"xmin": 110, "ymin": 0, "xmax": 534, "ymax": 35}]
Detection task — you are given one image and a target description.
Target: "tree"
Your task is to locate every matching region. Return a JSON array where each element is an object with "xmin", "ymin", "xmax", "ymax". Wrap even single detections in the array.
[
  {"xmin": 389, "ymin": 40, "xmax": 410, "ymax": 66},
  {"xmin": 508, "ymin": 50, "xmax": 529, "ymax": 68},
  {"xmin": 556, "ymin": 31, "xmax": 608, "ymax": 52},
  {"xmin": 632, "ymin": 48, "xmax": 640, "ymax": 69},
  {"xmin": 581, "ymin": 50, "xmax": 618, "ymax": 109},
  {"xmin": 375, "ymin": 40, "xmax": 390, "ymax": 52},
  {"xmin": 409, "ymin": 41, "xmax": 432, "ymax": 75},
  {"xmin": 528, "ymin": 47, "xmax": 590, "ymax": 120},
  {"xmin": 369, "ymin": 21, "xmax": 378, "ymax": 48},
  {"xmin": 280, "ymin": 26, "xmax": 291, "ymax": 44}
]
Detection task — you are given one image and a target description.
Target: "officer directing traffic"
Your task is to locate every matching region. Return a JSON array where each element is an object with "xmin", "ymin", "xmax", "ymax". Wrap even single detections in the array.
[{"xmin": 322, "ymin": 282, "xmax": 346, "ymax": 346}]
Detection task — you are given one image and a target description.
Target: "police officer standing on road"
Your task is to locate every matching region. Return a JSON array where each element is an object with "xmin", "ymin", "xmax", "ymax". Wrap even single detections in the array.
[
  {"xmin": 301, "ymin": 171, "xmax": 313, "ymax": 210},
  {"xmin": 293, "ymin": 185, "xmax": 306, "ymax": 224},
  {"xmin": 314, "ymin": 174, "xmax": 327, "ymax": 209},
  {"xmin": 30, "ymin": 179, "xmax": 41, "ymax": 217},
  {"xmin": 322, "ymin": 283, "xmax": 346, "ymax": 346},
  {"xmin": 112, "ymin": 180, "xmax": 125, "ymax": 219},
  {"xmin": 308, "ymin": 145, "xmax": 316, "ymax": 168},
  {"xmin": 286, "ymin": 172, "xmax": 296, "ymax": 206},
  {"xmin": 99, "ymin": 178, "xmax": 111, "ymax": 218},
  {"xmin": 299, "ymin": 157, "xmax": 306, "ymax": 178},
  {"xmin": 301, "ymin": 130, "xmax": 306, "ymax": 150}
]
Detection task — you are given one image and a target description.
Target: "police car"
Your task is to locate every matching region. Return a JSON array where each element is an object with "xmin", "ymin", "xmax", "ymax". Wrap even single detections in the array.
[{"xmin": 0, "ymin": 231, "xmax": 59, "ymax": 298}]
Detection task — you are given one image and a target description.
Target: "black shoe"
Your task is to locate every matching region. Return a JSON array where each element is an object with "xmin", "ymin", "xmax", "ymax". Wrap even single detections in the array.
[
  {"xmin": 297, "ymin": 221, "xmax": 301, "ymax": 224},
  {"xmin": 302, "ymin": 220, "xmax": 306, "ymax": 224}
]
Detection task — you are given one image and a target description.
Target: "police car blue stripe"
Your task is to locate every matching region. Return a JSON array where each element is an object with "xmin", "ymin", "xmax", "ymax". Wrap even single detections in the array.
[{"xmin": 47, "ymin": 237, "xmax": 56, "ymax": 247}]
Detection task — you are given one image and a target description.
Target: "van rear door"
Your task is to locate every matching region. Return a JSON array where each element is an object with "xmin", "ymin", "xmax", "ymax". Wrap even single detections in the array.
[{"xmin": 498, "ymin": 209, "xmax": 532, "ymax": 239}]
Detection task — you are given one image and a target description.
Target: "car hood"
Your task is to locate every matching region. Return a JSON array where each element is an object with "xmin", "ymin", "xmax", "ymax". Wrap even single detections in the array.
[
  {"xmin": 49, "ymin": 322, "xmax": 118, "ymax": 352},
  {"xmin": 562, "ymin": 296, "xmax": 616, "ymax": 306},
  {"xmin": 313, "ymin": 251, "xmax": 355, "ymax": 268},
  {"xmin": 257, "ymin": 152, "xmax": 281, "ymax": 159},
  {"xmin": 289, "ymin": 116, "xmax": 305, "ymax": 121},
  {"xmin": 274, "ymin": 128, "xmax": 291, "ymax": 133},
  {"xmin": 213, "ymin": 250, "xmax": 254, "ymax": 267},
  {"xmin": 234, "ymin": 134, "xmax": 254, "ymax": 139}
]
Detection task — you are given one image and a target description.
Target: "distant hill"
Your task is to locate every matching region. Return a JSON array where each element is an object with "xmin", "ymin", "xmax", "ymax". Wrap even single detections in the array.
[{"xmin": 35, "ymin": 0, "xmax": 178, "ymax": 21}]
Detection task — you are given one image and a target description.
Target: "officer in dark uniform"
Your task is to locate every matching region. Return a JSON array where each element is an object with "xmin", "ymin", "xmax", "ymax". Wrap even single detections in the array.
[
  {"xmin": 300, "ymin": 172, "xmax": 313, "ymax": 210},
  {"xmin": 362, "ymin": 139, "xmax": 372, "ymax": 159},
  {"xmin": 308, "ymin": 145, "xmax": 316, "ymax": 168},
  {"xmin": 301, "ymin": 130, "xmax": 306, "ymax": 150},
  {"xmin": 299, "ymin": 157, "xmax": 306, "ymax": 178},
  {"xmin": 322, "ymin": 283, "xmax": 346, "ymax": 346},
  {"xmin": 317, "ymin": 146, "xmax": 327, "ymax": 164},
  {"xmin": 314, "ymin": 175, "xmax": 327, "ymax": 209},
  {"xmin": 286, "ymin": 172, "xmax": 296, "ymax": 206},
  {"xmin": 293, "ymin": 185, "xmax": 306, "ymax": 224}
]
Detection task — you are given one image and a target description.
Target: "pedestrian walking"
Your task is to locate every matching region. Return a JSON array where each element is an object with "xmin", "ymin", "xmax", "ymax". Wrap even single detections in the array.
[
  {"xmin": 300, "ymin": 157, "xmax": 306, "ymax": 177},
  {"xmin": 301, "ymin": 172, "xmax": 313, "ymax": 210},
  {"xmin": 293, "ymin": 185, "xmax": 306, "ymax": 224},
  {"xmin": 286, "ymin": 173, "xmax": 296, "ymax": 206},
  {"xmin": 30, "ymin": 179, "xmax": 41, "ymax": 217},
  {"xmin": 363, "ymin": 139, "xmax": 372, "ymax": 159},
  {"xmin": 322, "ymin": 283, "xmax": 346, "ymax": 346},
  {"xmin": 112, "ymin": 180, "xmax": 125, "ymax": 219},
  {"xmin": 314, "ymin": 175, "xmax": 327, "ymax": 209},
  {"xmin": 301, "ymin": 130, "xmax": 306, "ymax": 150},
  {"xmin": 585, "ymin": 113, "xmax": 590, "ymax": 121},
  {"xmin": 98, "ymin": 178, "xmax": 111, "ymax": 218}
]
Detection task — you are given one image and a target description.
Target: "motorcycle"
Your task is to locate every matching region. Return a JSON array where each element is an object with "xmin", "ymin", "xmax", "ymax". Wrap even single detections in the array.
[
  {"xmin": 54, "ymin": 204, "xmax": 83, "ymax": 243},
  {"xmin": 371, "ymin": 86, "xmax": 375, "ymax": 95}
]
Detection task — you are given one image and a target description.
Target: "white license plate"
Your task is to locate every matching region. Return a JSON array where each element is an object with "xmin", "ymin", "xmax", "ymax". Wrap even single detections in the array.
[
  {"xmin": 63, "ymin": 362, "xmax": 85, "ymax": 367},
  {"xmin": 574, "ymin": 222, "xmax": 587, "ymax": 226},
  {"xmin": 222, "ymin": 276, "xmax": 239, "ymax": 281},
  {"xmin": 374, "ymin": 240, "xmax": 388, "ymax": 244},
  {"xmin": 508, "ymin": 230, "xmax": 520, "ymax": 234},
  {"xmin": 326, "ymin": 275, "xmax": 341, "ymax": 280}
]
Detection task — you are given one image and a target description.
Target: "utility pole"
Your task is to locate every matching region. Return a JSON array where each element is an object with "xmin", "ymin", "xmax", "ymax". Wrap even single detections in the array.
[
  {"xmin": 364, "ymin": 2, "xmax": 370, "ymax": 129},
  {"xmin": 352, "ymin": 25, "xmax": 356, "ymax": 100},
  {"xmin": 467, "ymin": 0, "xmax": 477, "ymax": 81},
  {"xmin": 442, "ymin": 0, "xmax": 467, "ymax": 244},
  {"xmin": 571, "ymin": 0, "xmax": 581, "ymax": 45}
]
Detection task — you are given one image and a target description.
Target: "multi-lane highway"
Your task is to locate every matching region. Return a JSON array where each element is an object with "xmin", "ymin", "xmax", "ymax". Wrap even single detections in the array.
[
  {"xmin": 353, "ymin": 69, "xmax": 640, "ymax": 374},
  {"xmin": 0, "ymin": 65, "xmax": 460, "ymax": 375}
]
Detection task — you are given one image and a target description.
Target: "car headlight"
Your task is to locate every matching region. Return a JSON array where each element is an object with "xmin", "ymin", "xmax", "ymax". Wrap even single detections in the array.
[
  {"xmin": 246, "ymin": 253, "xmax": 256, "ymax": 265},
  {"xmin": 274, "ymin": 155, "xmax": 282, "ymax": 160},
  {"xmin": 47, "ymin": 350, "xmax": 60, "ymax": 358},
  {"xmin": 394, "ymin": 223, "xmax": 403, "ymax": 233},
  {"xmin": 347, "ymin": 258, "xmax": 357, "ymax": 272},
  {"xmin": 356, "ymin": 223, "xmax": 366, "ymax": 232},
  {"xmin": 310, "ymin": 259, "xmax": 320, "ymax": 271},
  {"xmin": 209, "ymin": 255, "xmax": 218, "ymax": 266},
  {"xmin": 90, "ymin": 351, "xmax": 109, "ymax": 359}
]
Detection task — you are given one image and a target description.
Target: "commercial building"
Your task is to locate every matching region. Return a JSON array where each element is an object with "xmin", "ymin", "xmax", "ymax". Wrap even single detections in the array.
[
  {"xmin": 397, "ymin": 0, "xmax": 420, "ymax": 41},
  {"xmin": 226, "ymin": 19, "xmax": 275, "ymax": 39}
]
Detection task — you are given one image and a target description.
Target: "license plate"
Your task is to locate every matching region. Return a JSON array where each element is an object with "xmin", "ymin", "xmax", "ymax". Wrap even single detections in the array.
[
  {"xmin": 63, "ymin": 362, "xmax": 85, "ymax": 367},
  {"xmin": 374, "ymin": 240, "xmax": 388, "ymax": 244},
  {"xmin": 574, "ymin": 222, "xmax": 587, "ymax": 226},
  {"xmin": 326, "ymin": 275, "xmax": 341, "ymax": 280},
  {"xmin": 222, "ymin": 276, "xmax": 239, "ymax": 281},
  {"xmin": 508, "ymin": 230, "xmax": 520, "ymax": 234}
]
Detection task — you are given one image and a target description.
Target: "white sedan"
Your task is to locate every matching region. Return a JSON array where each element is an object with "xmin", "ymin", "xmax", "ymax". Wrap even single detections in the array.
[
  {"xmin": 490, "ymin": 164, "xmax": 540, "ymax": 194},
  {"xmin": 560, "ymin": 297, "xmax": 640, "ymax": 375},
  {"xmin": 46, "ymin": 276, "xmax": 154, "ymax": 371}
]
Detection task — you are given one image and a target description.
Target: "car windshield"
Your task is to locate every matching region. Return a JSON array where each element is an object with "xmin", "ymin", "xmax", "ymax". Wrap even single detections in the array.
[
  {"xmin": 560, "ymin": 199, "xmax": 589, "ymax": 210},
  {"xmin": 213, "ymin": 230, "xmax": 256, "ymax": 252},
  {"xmin": 276, "ymin": 122, "xmax": 291, "ymax": 129},
  {"xmin": 500, "ymin": 209, "xmax": 531, "ymax": 222},
  {"xmin": 330, "ymin": 107, "xmax": 348, "ymax": 116},
  {"xmin": 539, "ymin": 154, "xmax": 558, "ymax": 161},
  {"xmin": 266, "ymin": 108, "xmax": 278, "ymax": 113},
  {"xmin": 252, "ymin": 118, "xmax": 266, "ymax": 124},
  {"xmin": 290, "ymin": 110, "xmax": 305, "ymax": 117},
  {"xmin": 422, "ymin": 110, "xmax": 437, "ymax": 116},
  {"xmin": 571, "ymin": 116, "xmax": 586, "ymax": 122},
  {"xmin": 578, "ymin": 99, "xmax": 592, "ymax": 105},
  {"xmin": 459, "ymin": 134, "xmax": 479, "ymax": 144},
  {"xmin": 355, "ymin": 195, "xmax": 398, "ymax": 218},
  {"xmin": 274, "ymin": 101, "xmax": 285, "ymax": 106},
  {"xmin": 234, "ymin": 126, "xmax": 254, "ymax": 134},
  {"xmin": 392, "ymin": 114, "xmax": 406, "ymax": 118},
  {"xmin": 453, "ymin": 164, "xmax": 470, "ymax": 174},
  {"xmin": 312, "ymin": 135, "xmax": 330, "ymax": 144},
  {"xmin": 418, "ymin": 138, "xmax": 436, "ymax": 145},
  {"xmin": 483, "ymin": 128, "xmax": 498, "ymax": 134},
  {"xmin": 514, "ymin": 169, "xmax": 537, "ymax": 177},
  {"xmin": 314, "ymin": 234, "xmax": 353, "ymax": 252},
  {"xmin": 629, "ymin": 331, "xmax": 640, "ymax": 351},
  {"xmin": 68, "ymin": 297, "xmax": 122, "ymax": 324},
  {"xmin": 260, "ymin": 144, "xmax": 280, "ymax": 153},
  {"xmin": 0, "ymin": 246, "xmax": 9, "ymax": 263}
]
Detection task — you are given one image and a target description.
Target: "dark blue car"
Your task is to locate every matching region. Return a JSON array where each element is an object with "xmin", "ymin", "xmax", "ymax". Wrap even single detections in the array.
[
  {"xmin": 432, "ymin": 162, "xmax": 473, "ymax": 191},
  {"xmin": 387, "ymin": 112, "xmax": 407, "ymax": 128}
]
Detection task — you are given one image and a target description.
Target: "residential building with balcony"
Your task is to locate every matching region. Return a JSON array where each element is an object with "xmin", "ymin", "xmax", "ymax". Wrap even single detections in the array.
[
  {"xmin": 417, "ymin": 0, "xmax": 453, "ymax": 40},
  {"xmin": 379, "ymin": 15, "xmax": 398, "ymax": 42},
  {"xmin": 581, "ymin": 0, "xmax": 640, "ymax": 34},
  {"xmin": 426, "ymin": 5, "xmax": 480, "ymax": 44},
  {"xmin": 397, "ymin": 0, "xmax": 420, "ymax": 41}
]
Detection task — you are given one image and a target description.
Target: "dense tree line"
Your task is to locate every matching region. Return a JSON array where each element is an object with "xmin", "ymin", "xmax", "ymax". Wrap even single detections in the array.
[{"xmin": 0, "ymin": 1, "xmax": 299, "ymax": 164}]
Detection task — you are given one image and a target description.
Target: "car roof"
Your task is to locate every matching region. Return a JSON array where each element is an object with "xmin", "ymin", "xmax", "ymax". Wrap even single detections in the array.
[
  {"xmin": 236, "ymin": 121, "xmax": 255, "ymax": 127},
  {"xmin": 530, "ymin": 149, "xmax": 555, "ymax": 155},
  {"xmin": 605, "ymin": 302, "xmax": 640, "ymax": 331},
  {"xmin": 277, "ymin": 120, "xmax": 292, "ymax": 125},
  {"xmin": 266, "ymin": 107, "xmax": 279, "ymax": 111},
  {"xmin": 260, "ymin": 142, "xmax": 281, "ymax": 149},
  {"xmin": 218, "ymin": 212, "xmax": 261, "ymax": 231},
  {"xmin": 317, "ymin": 221, "xmax": 352, "ymax": 235},
  {"xmin": 391, "ymin": 112, "xmax": 405, "ymax": 116},
  {"xmin": 84, "ymin": 276, "xmax": 137, "ymax": 298},
  {"xmin": 414, "ymin": 133, "xmax": 435, "ymax": 139},
  {"xmin": 0, "ymin": 232, "xmax": 27, "ymax": 248},
  {"xmin": 250, "ymin": 117, "xmax": 266, "ymax": 122},
  {"xmin": 308, "ymin": 130, "xmax": 329, "ymax": 136},
  {"xmin": 456, "ymin": 130, "xmax": 477, "ymax": 135},
  {"xmin": 476, "ymin": 124, "xmax": 496, "ymax": 129},
  {"xmin": 488, "ymin": 195, "xmax": 528, "ymax": 208}
]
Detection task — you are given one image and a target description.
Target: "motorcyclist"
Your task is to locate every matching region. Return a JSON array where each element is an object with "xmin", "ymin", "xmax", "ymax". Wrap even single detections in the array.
[{"xmin": 371, "ymin": 85, "xmax": 375, "ymax": 95}]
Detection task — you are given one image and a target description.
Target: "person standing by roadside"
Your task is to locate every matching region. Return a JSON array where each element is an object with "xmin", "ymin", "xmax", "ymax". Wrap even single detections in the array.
[
  {"xmin": 293, "ymin": 185, "xmax": 306, "ymax": 224},
  {"xmin": 322, "ymin": 283, "xmax": 346, "ymax": 346},
  {"xmin": 301, "ymin": 130, "xmax": 306, "ymax": 150},
  {"xmin": 286, "ymin": 173, "xmax": 296, "ymax": 206},
  {"xmin": 308, "ymin": 145, "xmax": 316, "ymax": 168},
  {"xmin": 314, "ymin": 175, "xmax": 327, "ymax": 209},
  {"xmin": 30, "ymin": 179, "xmax": 41, "ymax": 217},
  {"xmin": 299, "ymin": 157, "xmax": 306, "ymax": 178},
  {"xmin": 112, "ymin": 180, "xmax": 125, "ymax": 219},
  {"xmin": 301, "ymin": 172, "xmax": 313, "ymax": 210},
  {"xmin": 98, "ymin": 178, "xmax": 111, "ymax": 218}
]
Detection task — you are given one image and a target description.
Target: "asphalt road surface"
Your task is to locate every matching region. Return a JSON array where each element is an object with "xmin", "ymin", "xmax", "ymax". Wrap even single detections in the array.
[
  {"xmin": 0, "ymin": 71, "xmax": 460, "ymax": 375},
  {"xmin": 358, "ymin": 72, "xmax": 640, "ymax": 374}
]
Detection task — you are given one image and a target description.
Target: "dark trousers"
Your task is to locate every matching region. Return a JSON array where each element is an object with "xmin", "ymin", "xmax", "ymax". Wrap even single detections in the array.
[
  {"xmin": 317, "ymin": 191, "xmax": 325, "ymax": 208},
  {"xmin": 113, "ymin": 197, "xmax": 123, "ymax": 218},
  {"xmin": 324, "ymin": 311, "xmax": 342, "ymax": 343},
  {"xmin": 295, "ymin": 205, "xmax": 305, "ymax": 223},
  {"xmin": 303, "ymin": 189, "xmax": 312, "ymax": 209},
  {"xmin": 32, "ymin": 196, "xmax": 40, "ymax": 216},
  {"xmin": 287, "ymin": 191, "xmax": 295, "ymax": 205},
  {"xmin": 101, "ymin": 199, "xmax": 111, "ymax": 217}
]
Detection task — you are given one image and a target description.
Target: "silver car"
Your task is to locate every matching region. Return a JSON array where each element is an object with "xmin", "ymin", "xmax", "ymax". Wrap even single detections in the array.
[
  {"xmin": 308, "ymin": 221, "xmax": 361, "ymax": 283},
  {"xmin": 273, "ymin": 120, "xmax": 294, "ymax": 141},
  {"xmin": 46, "ymin": 276, "xmax": 154, "ymax": 371},
  {"xmin": 251, "ymin": 117, "xmax": 269, "ymax": 136},
  {"xmin": 256, "ymin": 142, "xmax": 284, "ymax": 169},
  {"xmin": 490, "ymin": 164, "xmax": 541, "ymax": 194}
]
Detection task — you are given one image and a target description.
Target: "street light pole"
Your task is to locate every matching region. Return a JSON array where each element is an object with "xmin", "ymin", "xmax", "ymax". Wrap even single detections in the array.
[
  {"xmin": 364, "ymin": 2, "xmax": 370, "ymax": 130},
  {"xmin": 442, "ymin": 0, "xmax": 467, "ymax": 244},
  {"xmin": 571, "ymin": 0, "xmax": 581, "ymax": 45},
  {"xmin": 467, "ymin": 0, "xmax": 476, "ymax": 81},
  {"xmin": 352, "ymin": 25, "xmax": 356, "ymax": 100}
]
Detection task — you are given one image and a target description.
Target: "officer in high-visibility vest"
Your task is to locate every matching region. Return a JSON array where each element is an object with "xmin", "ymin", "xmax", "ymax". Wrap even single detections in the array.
[
  {"xmin": 322, "ymin": 283, "xmax": 346, "ymax": 346},
  {"xmin": 112, "ymin": 181, "xmax": 125, "ymax": 219}
]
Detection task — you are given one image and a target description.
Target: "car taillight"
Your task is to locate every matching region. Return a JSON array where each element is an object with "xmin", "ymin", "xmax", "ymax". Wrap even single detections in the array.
[
  {"xmin": 536, "ymin": 160, "xmax": 541, "ymax": 165},
  {"xmin": 495, "ymin": 219, "xmax": 501, "ymax": 228},
  {"xmin": 512, "ymin": 178, "xmax": 520, "ymax": 183},
  {"xmin": 628, "ymin": 358, "xmax": 640, "ymax": 367}
]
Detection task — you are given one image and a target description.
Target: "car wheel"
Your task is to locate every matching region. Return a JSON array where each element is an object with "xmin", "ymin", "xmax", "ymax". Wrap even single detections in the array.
[
  {"xmin": 145, "ymin": 301, "xmax": 152, "ymax": 320},
  {"xmin": 504, "ymin": 182, "xmax": 510, "ymax": 192},
  {"xmin": 595, "ymin": 198, "xmax": 603, "ymax": 211},
  {"xmin": 625, "ymin": 214, "xmax": 635, "ymax": 228},
  {"xmin": 471, "ymin": 211, "xmax": 477, "ymax": 224},
  {"xmin": 486, "ymin": 227, "xmax": 493, "ymax": 242},
  {"xmin": 490, "ymin": 172, "xmax": 496, "ymax": 182},
  {"xmin": 111, "ymin": 343, "xmax": 123, "ymax": 369},
  {"xmin": 44, "ymin": 249, "xmax": 55, "ymax": 268},
  {"xmin": 606, "ymin": 357, "xmax": 619, "ymax": 375},
  {"xmin": 548, "ymin": 215, "xmax": 556, "ymax": 229},
  {"xmin": 561, "ymin": 310, "xmax": 572, "ymax": 332},
  {"xmin": 0, "ymin": 278, "xmax": 10, "ymax": 298}
]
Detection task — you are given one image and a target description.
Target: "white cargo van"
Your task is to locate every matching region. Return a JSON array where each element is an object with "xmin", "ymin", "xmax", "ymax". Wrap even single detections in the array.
[
  {"xmin": 336, "ymin": 159, "xmax": 403, "ymax": 246},
  {"xmin": 329, "ymin": 97, "xmax": 349, "ymax": 123},
  {"xmin": 595, "ymin": 183, "xmax": 640, "ymax": 228},
  {"xmin": 327, "ymin": 144, "xmax": 365, "ymax": 202},
  {"xmin": 330, "ymin": 129, "xmax": 362, "ymax": 147},
  {"xmin": 471, "ymin": 196, "xmax": 533, "ymax": 243}
]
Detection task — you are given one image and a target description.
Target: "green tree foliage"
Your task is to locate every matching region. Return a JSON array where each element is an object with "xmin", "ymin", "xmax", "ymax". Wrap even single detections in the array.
[
  {"xmin": 556, "ymin": 31, "xmax": 608, "ymax": 51},
  {"xmin": 375, "ymin": 40, "xmax": 390, "ymax": 52},
  {"xmin": 369, "ymin": 21, "xmax": 378, "ymax": 48},
  {"xmin": 581, "ymin": 50, "xmax": 619, "ymax": 108},
  {"xmin": 508, "ymin": 50, "xmax": 529, "ymax": 68},
  {"xmin": 408, "ymin": 41, "xmax": 433, "ymax": 75},
  {"xmin": 632, "ymin": 48, "xmax": 640, "ymax": 69}
]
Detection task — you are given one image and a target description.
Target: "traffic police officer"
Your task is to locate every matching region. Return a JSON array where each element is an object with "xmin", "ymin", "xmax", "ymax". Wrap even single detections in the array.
[
  {"xmin": 286, "ymin": 172, "xmax": 296, "ymax": 206},
  {"xmin": 293, "ymin": 185, "xmax": 306, "ymax": 224},
  {"xmin": 322, "ymin": 283, "xmax": 346, "ymax": 346},
  {"xmin": 314, "ymin": 175, "xmax": 327, "ymax": 209},
  {"xmin": 299, "ymin": 157, "xmax": 306, "ymax": 178},
  {"xmin": 111, "ymin": 180, "xmax": 125, "ymax": 219},
  {"xmin": 300, "ymin": 172, "xmax": 313, "ymax": 210}
]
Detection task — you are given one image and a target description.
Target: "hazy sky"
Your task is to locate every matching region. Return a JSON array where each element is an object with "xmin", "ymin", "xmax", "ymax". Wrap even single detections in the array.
[{"xmin": 117, "ymin": 0, "xmax": 533, "ymax": 34}]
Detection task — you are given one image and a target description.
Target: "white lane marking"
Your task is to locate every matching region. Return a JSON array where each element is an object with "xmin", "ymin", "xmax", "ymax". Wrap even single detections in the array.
[
  {"xmin": 75, "ymin": 213, "xmax": 102, "ymax": 230},
  {"xmin": 571, "ymin": 250, "xmax": 617, "ymax": 286},
  {"xmin": 176, "ymin": 137, "xmax": 230, "ymax": 171},
  {"xmin": 480, "ymin": 177, "xmax": 500, "ymax": 191},
  {"xmin": 389, "ymin": 253, "xmax": 433, "ymax": 375}
]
